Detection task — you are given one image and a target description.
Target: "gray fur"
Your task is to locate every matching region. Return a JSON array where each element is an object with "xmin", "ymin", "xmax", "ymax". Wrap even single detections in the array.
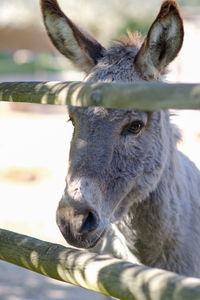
[
  {"xmin": 41, "ymin": 0, "xmax": 200, "ymax": 278},
  {"xmin": 64, "ymin": 103, "xmax": 200, "ymax": 277}
]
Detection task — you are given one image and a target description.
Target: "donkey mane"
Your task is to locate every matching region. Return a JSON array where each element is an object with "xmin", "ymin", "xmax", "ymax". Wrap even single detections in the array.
[{"xmin": 115, "ymin": 30, "xmax": 142, "ymax": 48}]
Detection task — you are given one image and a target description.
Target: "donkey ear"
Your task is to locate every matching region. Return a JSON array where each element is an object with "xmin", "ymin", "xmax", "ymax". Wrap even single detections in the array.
[
  {"xmin": 135, "ymin": 0, "xmax": 184, "ymax": 80},
  {"xmin": 40, "ymin": 0, "xmax": 105, "ymax": 73}
]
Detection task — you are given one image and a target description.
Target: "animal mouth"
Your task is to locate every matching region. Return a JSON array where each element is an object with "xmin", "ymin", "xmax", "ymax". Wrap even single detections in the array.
[
  {"xmin": 59, "ymin": 224, "xmax": 107, "ymax": 249},
  {"xmin": 86, "ymin": 228, "xmax": 107, "ymax": 249},
  {"xmin": 73, "ymin": 227, "xmax": 107, "ymax": 249}
]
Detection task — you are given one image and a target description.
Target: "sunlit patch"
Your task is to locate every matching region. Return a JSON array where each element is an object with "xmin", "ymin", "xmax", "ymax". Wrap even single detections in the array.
[
  {"xmin": 20, "ymin": 255, "xmax": 31, "ymax": 270},
  {"xmin": 40, "ymin": 265, "xmax": 49, "ymax": 277},
  {"xmin": 30, "ymin": 251, "xmax": 39, "ymax": 269},
  {"xmin": 0, "ymin": 167, "xmax": 52, "ymax": 186}
]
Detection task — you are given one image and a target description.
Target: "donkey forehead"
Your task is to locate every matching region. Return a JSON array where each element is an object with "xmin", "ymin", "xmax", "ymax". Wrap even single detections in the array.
[
  {"xmin": 68, "ymin": 106, "xmax": 147, "ymax": 123},
  {"xmin": 68, "ymin": 45, "xmax": 147, "ymax": 125},
  {"xmin": 101, "ymin": 44, "xmax": 139, "ymax": 65},
  {"xmin": 85, "ymin": 44, "xmax": 142, "ymax": 83}
]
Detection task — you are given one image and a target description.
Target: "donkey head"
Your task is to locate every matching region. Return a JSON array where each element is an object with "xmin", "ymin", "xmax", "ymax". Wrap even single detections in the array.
[{"xmin": 41, "ymin": 0, "xmax": 183, "ymax": 248}]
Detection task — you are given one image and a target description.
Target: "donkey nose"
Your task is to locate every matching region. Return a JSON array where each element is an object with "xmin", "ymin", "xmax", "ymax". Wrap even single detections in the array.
[
  {"xmin": 57, "ymin": 205, "xmax": 101, "ymax": 248},
  {"xmin": 81, "ymin": 210, "xmax": 99, "ymax": 234}
]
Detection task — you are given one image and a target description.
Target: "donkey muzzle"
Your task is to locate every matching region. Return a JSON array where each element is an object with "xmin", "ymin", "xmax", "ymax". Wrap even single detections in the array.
[
  {"xmin": 56, "ymin": 204, "xmax": 101, "ymax": 248},
  {"xmin": 56, "ymin": 177, "xmax": 105, "ymax": 248}
]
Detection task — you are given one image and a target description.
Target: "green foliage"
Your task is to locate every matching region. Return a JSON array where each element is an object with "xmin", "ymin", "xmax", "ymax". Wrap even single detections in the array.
[{"xmin": 0, "ymin": 53, "xmax": 65, "ymax": 75}]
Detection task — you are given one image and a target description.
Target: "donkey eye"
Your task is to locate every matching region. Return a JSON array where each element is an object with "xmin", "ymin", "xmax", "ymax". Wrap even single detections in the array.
[{"xmin": 122, "ymin": 120, "xmax": 144, "ymax": 135}]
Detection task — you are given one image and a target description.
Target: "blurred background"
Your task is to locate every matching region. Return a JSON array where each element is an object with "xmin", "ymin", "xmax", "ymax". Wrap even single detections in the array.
[{"xmin": 0, "ymin": 0, "xmax": 200, "ymax": 299}]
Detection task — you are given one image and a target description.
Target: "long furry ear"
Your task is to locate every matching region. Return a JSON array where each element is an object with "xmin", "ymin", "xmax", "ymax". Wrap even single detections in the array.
[
  {"xmin": 40, "ymin": 0, "xmax": 105, "ymax": 73},
  {"xmin": 135, "ymin": 0, "xmax": 184, "ymax": 80}
]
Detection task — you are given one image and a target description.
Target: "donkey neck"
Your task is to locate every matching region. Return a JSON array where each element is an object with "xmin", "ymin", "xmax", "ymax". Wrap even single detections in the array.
[{"xmin": 117, "ymin": 138, "xmax": 182, "ymax": 267}]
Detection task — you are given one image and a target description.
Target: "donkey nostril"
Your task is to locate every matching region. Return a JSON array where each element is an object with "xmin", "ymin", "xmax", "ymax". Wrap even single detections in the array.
[{"xmin": 81, "ymin": 211, "xmax": 99, "ymax": 234}]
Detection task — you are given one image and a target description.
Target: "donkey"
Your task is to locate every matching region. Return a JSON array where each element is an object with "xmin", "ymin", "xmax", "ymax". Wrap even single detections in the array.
[{"xmin": 41, "ymin": 0, "xmax": 200, "ymax": 278}]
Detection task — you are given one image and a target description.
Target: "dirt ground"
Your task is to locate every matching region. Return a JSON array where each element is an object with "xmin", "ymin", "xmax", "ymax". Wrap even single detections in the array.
[
  {"xmin": 0, "ymin": 103, "xmax": 200, "ymax": 300},
  {"xmin": 0, "ymin": 260, "xmax": 101, "ymax": 300}
]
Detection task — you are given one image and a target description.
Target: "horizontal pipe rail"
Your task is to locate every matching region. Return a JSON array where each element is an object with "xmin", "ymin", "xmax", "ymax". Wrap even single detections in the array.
[
  {"xmin": 1, "ymin": 81, "xmax": 200, "ymax": 110},
  {"xmin": 1, "ymin": 228, "xmax": 200, "ymax": 300}
]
